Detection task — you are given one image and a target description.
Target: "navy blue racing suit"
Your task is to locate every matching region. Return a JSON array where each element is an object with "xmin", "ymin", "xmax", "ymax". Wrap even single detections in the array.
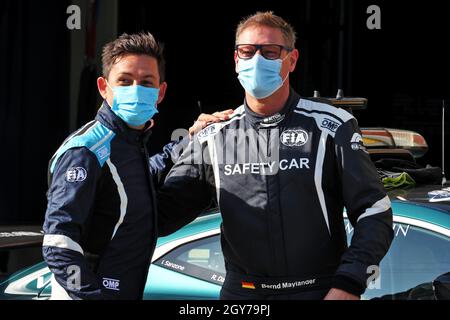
[{"xmin": 42, "ymin": 102, "xmax": 184, "ymax": 300}]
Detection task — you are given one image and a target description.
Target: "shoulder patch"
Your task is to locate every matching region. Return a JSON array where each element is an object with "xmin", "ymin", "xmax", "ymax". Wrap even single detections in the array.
[
  {"xmin": 297, "ymin": 98, "xmax": 354, "ymax": 123},
  {"xmin": 198, "ymin": 123, "xmax": 219, "ymax": 140},
  {"xmin": 50, "ymin": 122, "xmax": 115, "ymax": 173},
  {"xmin": 66, "ymin": 167, "xmax": 87, "ymax": 182},
  {"xmin": 320, "ymin": 117, "xmax": 341, "ymax": 133},
  {"xmin": 294, "ymin": 99, "xmax": 356, "ymax": 137}
]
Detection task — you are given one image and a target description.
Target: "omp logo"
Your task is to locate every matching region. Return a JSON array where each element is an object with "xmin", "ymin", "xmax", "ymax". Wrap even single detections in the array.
[
  {"xmin": 280, "ymin": 129, "xmax": 309, "ymax": 147},
  {"xmin": 66, "ymin": 167, "xmax": 87, "ymax": 182},
  {"xmin": 102, "ymin": 278, "xmax": 120, "ymax": 291},
  {"xmin": 321, "ymin": 118, "xmax": 340, "ymax": 133},
  {"xmin": 198, "ymin": 124, "xmax": 217, "ymax": 139}
]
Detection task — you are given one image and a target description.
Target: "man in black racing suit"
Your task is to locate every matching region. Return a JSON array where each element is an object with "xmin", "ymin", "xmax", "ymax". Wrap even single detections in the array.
[{"xmin": 157, "ymin": 12, "xmax": 393, "ymax": 300}]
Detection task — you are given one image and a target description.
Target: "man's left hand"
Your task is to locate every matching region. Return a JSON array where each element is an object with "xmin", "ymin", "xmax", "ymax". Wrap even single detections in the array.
[{"xmin": 324, "ymin": 288, "xmax": 360, "ymax": 300}]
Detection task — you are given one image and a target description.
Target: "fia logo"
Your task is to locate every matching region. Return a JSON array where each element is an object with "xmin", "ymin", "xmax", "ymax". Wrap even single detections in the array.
[
  {"xmin": 66, "ymin": 167, "xmax": 87, "ymax": 183},
  {"xmin": 350, "ymin": 133, "xmax": 367, "ymax": 152},
  {"xmin": 280, "ymin": 130, "xmax": 309, "ymax": 147}
]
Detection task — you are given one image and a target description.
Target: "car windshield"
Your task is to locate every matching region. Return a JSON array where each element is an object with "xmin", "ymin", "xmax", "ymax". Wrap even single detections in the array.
[{"xmin": 345, "ymin": 221, "xmax": 450, "ymax": 300}]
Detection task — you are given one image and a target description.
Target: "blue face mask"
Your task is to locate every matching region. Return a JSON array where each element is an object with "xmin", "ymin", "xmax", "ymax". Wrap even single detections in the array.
[
  {"xmin": 237, "ymin": 54, "xmax": 290, "ymax": 99},
  {"xmin": 107, "ymin": 81, "xmax": 160, "ymax": 126}
]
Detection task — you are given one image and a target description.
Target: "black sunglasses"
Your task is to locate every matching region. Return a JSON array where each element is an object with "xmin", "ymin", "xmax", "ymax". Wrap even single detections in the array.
[{"xmin": 235, "ymin": 44, "xmax": 293, "ymax": 60}]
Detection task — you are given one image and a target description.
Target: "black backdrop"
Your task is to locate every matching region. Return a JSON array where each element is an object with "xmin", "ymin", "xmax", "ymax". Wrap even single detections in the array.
[
  {"xmin": 0, "ymin": 1, "xmax": 70, "ymax": 224},
  {"xmin": 118, "ymin": 0, "xmax": 450, "ymax": 165},
  {"xmin": 1, "ymin": 0, "xmax": 449, "ymax": 224}
]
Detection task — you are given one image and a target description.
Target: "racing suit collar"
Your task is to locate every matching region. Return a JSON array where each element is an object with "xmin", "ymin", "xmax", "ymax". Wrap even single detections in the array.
[
  {"xmin": 243, "ymin": 87, "xmax": 301, "ymax": 129},
  {"xmin": 96, "ymin": 101, "xmax": 153, "ymax": 146}
]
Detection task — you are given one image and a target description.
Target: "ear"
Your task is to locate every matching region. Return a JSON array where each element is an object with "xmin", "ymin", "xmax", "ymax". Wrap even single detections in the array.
[
  {"xmin": 234, "ymin": 51, "xmax": 240, "ymax": 74},
  {"xmin": 157, "ymin": 82, "xmax": 168, "ymax": 105},
  {"xmin": 289, "ymin": 49, "xmax": 300, "ymax": 73},
  {"xmin": 97, "ymin": 77, "xmax": 108, "ymax": 100}
]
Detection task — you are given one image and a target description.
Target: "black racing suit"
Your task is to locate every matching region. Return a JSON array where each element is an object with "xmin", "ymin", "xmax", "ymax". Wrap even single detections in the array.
[{"xmin": 158, "ymin": 88, "xmax": 394, "ymax": 299}]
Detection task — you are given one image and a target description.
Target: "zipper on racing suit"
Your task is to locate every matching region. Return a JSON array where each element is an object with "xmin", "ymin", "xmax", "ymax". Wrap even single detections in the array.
[
  {"xmin": 141, "ymin": 135, "xmax": 158, "ymax": 299},
  {"xmin": 264, "ymin": 127, "xmax": 288, "ymax": 276}
]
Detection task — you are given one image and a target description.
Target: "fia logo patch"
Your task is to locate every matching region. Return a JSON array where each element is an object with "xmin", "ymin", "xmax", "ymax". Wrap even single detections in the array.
[
  {"xmin": 66, "ymin": 167, "xmax": 87, "ymax": 182},
  {"xmin": 350, "ymin": 133, "xmax": 366, "ymax": 152},
  {"xmin": 280, "ymin": 129, "xmax": 309, "ymax": 147}
]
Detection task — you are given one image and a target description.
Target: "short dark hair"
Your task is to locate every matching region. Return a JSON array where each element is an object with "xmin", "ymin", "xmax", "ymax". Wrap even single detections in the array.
[{"xmin": 102, "ymin": 32, "xmax": 165, "ymax": 83}]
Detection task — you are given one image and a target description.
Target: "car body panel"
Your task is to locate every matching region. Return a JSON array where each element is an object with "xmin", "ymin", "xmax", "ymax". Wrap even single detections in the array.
[
  {"xmin": 0, "ymin": 262, "xmax": 50, "ymax": 300},
  {"xmin": 156, "ymin": 213, "xmax": 222, "ymax": 247},
  {"xmin": 144, "ymin": 265, "xmax": 220, "ymax": 300}
]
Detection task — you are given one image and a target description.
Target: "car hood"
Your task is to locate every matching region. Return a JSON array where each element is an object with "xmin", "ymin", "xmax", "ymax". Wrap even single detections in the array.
[{"xmin": 388, "ymin": 185, "xmax": 450, "ymax": 208}]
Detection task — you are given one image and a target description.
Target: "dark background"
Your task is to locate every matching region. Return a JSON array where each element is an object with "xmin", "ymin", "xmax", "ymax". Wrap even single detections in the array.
[{"xmin": 1, "ymin": 0, "xmax": 449, "ymax": 224}]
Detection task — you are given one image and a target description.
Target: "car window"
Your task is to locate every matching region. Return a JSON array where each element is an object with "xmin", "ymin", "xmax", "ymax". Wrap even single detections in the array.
[
  {"xmin": 155, "ymin": 235, "xmax": 225, "ymax": 286},
  {"xmin": 345, "ymin": 220, "xmax": 450, "ymax": 300}
]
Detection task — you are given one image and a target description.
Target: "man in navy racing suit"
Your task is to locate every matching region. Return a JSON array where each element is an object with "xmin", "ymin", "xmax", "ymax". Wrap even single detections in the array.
[{"xmin": 42, "ymin": 32, "xmax": 229, "ymax": 300}]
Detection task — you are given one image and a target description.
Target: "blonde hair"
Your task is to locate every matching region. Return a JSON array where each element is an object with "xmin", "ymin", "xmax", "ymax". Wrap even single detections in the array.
[{"xmin": 236, "ymin": 11, "xmax": 297, "ymax": 48}]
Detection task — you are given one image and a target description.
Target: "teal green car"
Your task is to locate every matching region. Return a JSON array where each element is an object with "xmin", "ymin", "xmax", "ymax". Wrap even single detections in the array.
[{"xmin": 1, "ymin": 188, "xmax": 450, "ymax": 300}]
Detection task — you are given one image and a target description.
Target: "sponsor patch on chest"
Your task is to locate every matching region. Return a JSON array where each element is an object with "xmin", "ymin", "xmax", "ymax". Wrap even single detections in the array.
[{"xmin": 280, "ymin": 129, "xmax": 309, "ymax": 147}]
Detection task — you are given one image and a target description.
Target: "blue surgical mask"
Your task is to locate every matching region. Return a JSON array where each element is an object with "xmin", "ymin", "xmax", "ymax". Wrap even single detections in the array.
[
  {"xmin": 107, "ymin": 81, "xmax": 160, "ymax": 126},
  {"xmin": 237, "ymin": 54, "xmax": 290, "ymax": 99}
]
